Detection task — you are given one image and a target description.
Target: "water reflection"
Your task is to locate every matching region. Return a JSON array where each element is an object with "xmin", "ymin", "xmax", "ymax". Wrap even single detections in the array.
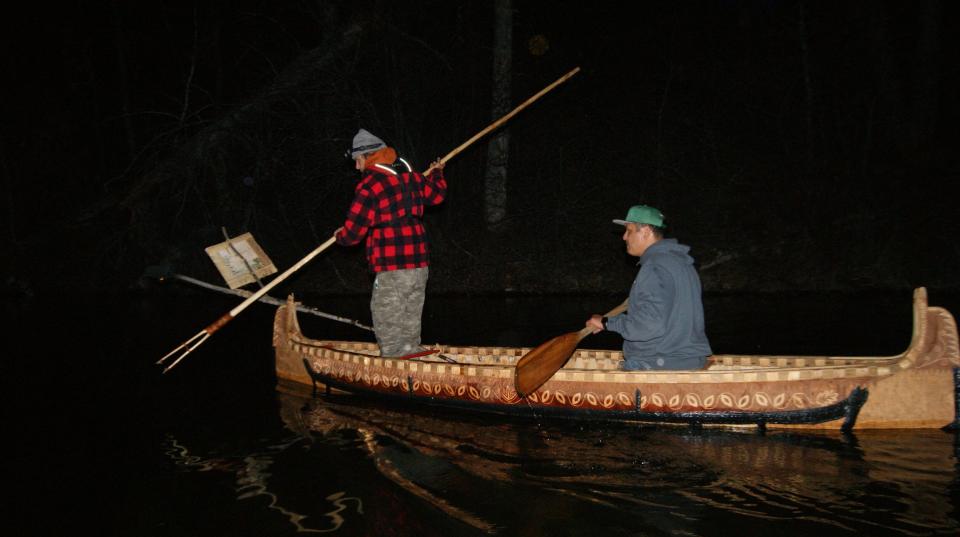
[
  {"xmin": 163, "ymin": 381, "xmax": 959, "ymax": 536},
  {"xmin": 164, "ymin": 434, "xmax": 363, "ymax": 533}
]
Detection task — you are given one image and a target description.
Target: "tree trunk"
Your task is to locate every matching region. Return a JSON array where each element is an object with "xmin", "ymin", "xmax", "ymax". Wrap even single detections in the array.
[
  {"xmin": 111, "ymin": 2, "xmax": 136, "ymax": 161},
  {"xmin": 796, "ymin": 1, "xmax": 816, "ymax": 167},
  {"xmin": 907, "ymin": 0, "xmax": 940, "ymax": 156},
  {"xmin": 485, "ymin": 0, "xmax": 512, "ymax": 233}
]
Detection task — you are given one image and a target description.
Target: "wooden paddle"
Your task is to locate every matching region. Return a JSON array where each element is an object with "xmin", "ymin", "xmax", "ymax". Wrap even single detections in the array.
[
  {"xmin": 514, "ymin": 299, "xmax": 628, "ymax": 397},
  {"xmin": 421, "ymin": 66, "xmax": 580, "ymax": 176},
  {"xmin": 157, "ymin": 232, "xmax": 339, "ymax": 374}
]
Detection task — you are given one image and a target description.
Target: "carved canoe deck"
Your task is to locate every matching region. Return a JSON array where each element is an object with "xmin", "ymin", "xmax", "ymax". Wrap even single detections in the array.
[{"xmin": 273, "ymin": 288, "xmax": 959, "ymax": 430}]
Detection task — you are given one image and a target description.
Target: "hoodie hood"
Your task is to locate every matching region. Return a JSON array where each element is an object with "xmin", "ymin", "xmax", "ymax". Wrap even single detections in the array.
[{"xmin": 640, "ymin": 238, "xmax": 694, "ymax": 265}]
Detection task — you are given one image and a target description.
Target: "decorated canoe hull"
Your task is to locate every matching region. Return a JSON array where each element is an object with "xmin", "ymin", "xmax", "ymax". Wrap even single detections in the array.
[{"xmin": 273, "ymin": 288, "xmax": 959, "ymax": 430}]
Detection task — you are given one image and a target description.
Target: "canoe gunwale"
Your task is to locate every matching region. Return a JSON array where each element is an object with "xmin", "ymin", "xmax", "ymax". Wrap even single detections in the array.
[{"xmin": 285, "ymin": 335, "xmax": 905, "ymax": 382}]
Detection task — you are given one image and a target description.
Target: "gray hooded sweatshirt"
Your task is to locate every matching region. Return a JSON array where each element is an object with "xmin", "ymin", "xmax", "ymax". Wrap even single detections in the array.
[{"xmin": 604, "ymin": 238, "xmax": 712, "ymax": 370}]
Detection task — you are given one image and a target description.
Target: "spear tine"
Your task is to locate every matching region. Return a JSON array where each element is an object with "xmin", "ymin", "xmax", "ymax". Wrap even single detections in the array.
[
  {"xmin": 162, "ymin": 332, "xmax": 211, "ymax": 374},
  {"xmin": 156, "ymin": 330, "xmax": 206, "ymax": 365}
]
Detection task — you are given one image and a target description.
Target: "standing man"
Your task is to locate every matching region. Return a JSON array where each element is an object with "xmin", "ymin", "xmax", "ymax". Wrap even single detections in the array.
[
  {"xmin": 337, "ymin": 128, "xmax": 447, "ymax": 357},
  {"xmin": 586, "ymin": 205, "xmax": 712, "ymax": 370}
]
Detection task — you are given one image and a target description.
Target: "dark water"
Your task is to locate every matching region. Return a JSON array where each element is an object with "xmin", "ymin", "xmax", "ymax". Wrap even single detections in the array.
[{"xmin": 11, "ymin": 289, "xmax": 960, "ymax": 536}]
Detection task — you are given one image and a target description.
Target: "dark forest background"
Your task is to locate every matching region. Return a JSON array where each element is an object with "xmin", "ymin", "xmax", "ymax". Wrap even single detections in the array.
[{"xmin": 3, "ymin": 0, "xmax": 958, "ymax": 299}]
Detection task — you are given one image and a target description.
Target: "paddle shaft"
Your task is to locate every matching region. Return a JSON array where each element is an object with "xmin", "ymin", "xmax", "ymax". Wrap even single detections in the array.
[
  {"xmin": 569, "ymin": 298, "xmax": 629, "ymax": 343},
  {"xmin": 422, "ymin": 67, "xmax": 580, "ymax": 175}
]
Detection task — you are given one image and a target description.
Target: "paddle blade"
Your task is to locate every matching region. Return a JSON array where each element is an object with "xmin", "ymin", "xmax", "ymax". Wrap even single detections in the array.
[{"xmin": 514, "ymin": 330, "xmax": 583, "ymax": 397}]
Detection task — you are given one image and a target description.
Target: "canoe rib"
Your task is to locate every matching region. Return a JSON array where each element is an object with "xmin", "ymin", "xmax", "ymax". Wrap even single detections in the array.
[{"xmin": 273, "ymin": 288, "xmax": 959, "ymax": 430}]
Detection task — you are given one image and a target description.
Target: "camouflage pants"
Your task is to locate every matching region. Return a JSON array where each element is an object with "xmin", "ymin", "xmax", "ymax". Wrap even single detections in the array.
[{"xmin": 371, "ymin": 267, "xmax": 428, "ymax": 357}]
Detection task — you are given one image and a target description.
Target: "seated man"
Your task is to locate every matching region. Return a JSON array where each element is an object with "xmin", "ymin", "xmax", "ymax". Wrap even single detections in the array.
[{"xmin": 586, "ymin": 205, "xmax": 712, "ymax": 370}]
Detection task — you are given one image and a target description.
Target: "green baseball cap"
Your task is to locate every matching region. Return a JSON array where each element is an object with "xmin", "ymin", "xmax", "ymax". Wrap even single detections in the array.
[{"xmin": 612, "ymin": 205, "xmax": 665, "ymax": 228}]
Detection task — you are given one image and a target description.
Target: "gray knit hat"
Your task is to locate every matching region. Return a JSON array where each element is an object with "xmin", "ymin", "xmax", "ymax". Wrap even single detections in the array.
[{"xmin": 348, "ymin": 128, "xmax": 386, "ymax": 159}]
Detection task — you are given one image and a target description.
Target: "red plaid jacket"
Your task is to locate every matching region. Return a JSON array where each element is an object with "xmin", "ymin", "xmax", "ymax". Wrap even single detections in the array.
[{"xmin": 336, "ymin": 160, "xmax": 447, "ymax": 272}]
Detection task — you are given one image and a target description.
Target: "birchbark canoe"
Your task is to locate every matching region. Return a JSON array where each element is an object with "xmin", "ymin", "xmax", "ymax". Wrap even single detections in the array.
[{"xmin": 273, "ymin": 287, "xmax": 959, "ymax": 431}]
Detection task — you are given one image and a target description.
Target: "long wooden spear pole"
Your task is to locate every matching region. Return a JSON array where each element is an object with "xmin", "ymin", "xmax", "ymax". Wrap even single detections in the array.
[
  {"xmin": 422, "ymin": 66, "xmax": 580, "ymax": 175},
  {"xmin": 157, "ymin": 233, "xmax": 338, "ymax": 373},
  {"xmin": 158, "ymin": 67, "xmax": 581, "ymax": 374}
]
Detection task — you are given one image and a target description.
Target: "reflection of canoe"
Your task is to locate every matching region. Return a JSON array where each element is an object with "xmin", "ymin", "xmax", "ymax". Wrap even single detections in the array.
[
  {"xmin": 273, "ymin": 287, "xmax": 959, "ymax": 430},
  {"xmin": 277, "ymin": 381, "xmax": 863, "ymax": 483},
  {"xmin": 276, "ymin": 387, "xmax": 959, "ymax": 535}
]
